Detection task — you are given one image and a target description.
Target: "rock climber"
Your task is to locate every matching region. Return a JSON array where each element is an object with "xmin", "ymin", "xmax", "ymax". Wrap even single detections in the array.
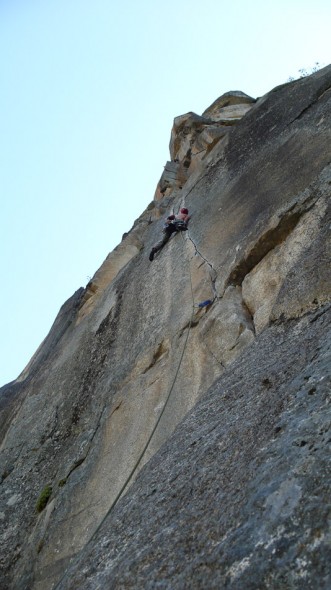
[{"xmin": 149, "ymin": 208, "xmax": 191, "ymax": 261}]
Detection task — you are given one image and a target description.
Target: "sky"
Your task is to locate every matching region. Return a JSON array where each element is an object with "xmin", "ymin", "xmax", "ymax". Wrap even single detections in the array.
[{"xmin": 0, "ymin": 0, "xmax": 330, "ymax": 387}]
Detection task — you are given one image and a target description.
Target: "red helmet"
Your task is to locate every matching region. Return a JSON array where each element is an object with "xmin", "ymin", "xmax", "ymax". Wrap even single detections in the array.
[{"xmin": 180, "ymin": 207, "xmax": 188, "ymax": 214}]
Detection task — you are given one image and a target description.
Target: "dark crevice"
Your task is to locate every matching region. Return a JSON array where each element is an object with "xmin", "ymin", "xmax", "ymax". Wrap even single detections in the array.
[
  {"xmin": 309, "ymin": 303, "xmax": 331, "ymax": 323},
  {"xmin": 204, "ymin": 343, "xmax": 225, "ymax": 369},
  {"xmin": 64, "ymin": 403, "xmax": 109, "ymax": 483},
  {"xmin": 228, "ymin": 340, "xmax": 240, "ymax": 352},
  {"xmin": 177, "ymin": 319, "xmax": 198, "ymax": 339},
  {"xmin": 287, "ymin": 84, "xmax": 331, "ymax": 126},
  {"xmin": 67, "ymin": 457, "xmax": 86, "ymax": 477},
  {"xmin": 183, "ymin": 149, "xmax": 192, "ymax": 169},
  {"xmin": 317, "ymin": 85, "xmax": 331, "ymax": 102},
  {"xmin": 192, "ymin": 148, "xmax": 207, "ymax": 157},
  {"xmin": 142, "ymin": 342, "xmax": 169, "ymax": 374},
  {"xmin": 240, "ymin": 299, "xmax": 256, "ymax": 335},
  {"xmin": 109, "ymin": 401, "xmax": 123, "ymax": 418},
  {"xmin": 227, "ymin": 320, "xmax": 253, "ymax": 352},
  {"xmin": 271, "ymin": 301, "xmax": 330, "ymax": 327},
  {"xmin": 225, "ymin": 201, "xmax": 314, "ymax": 288}
]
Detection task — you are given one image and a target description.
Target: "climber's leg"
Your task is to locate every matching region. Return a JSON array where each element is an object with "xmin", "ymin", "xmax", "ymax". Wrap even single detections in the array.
[{"xmin": 149, "ymin": 229, "xmax": 172, "ymax": 261}]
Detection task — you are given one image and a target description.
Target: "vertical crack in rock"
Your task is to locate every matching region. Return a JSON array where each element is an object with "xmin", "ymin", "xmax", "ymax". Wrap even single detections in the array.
[
  {"xmin": 241, "ymin": 298, "xmax": 256, "ymax": 335},
  {"xmin": 65, "ymin": 403, "xmax": 109, "ymax": 482},
  {"xmin": 203, "ymin": 342, "xmax": 226, "ymax": 369},
  {"xmin": 186, "ymin": 232, "xmax": 218, "ymax": 298}
]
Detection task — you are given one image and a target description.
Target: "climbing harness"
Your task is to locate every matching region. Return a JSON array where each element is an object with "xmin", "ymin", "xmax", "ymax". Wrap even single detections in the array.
[
  {"xmin": 162, "ymin": 219, "xmax": 188, "ymax": 235},
  {"xmin": 171, "ymin": 219, "xmax": 188, "ymax": 231}
]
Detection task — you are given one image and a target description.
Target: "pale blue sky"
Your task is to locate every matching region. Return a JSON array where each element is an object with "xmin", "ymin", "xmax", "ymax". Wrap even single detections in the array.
[{"xmin": 0, "ymin": 0, "xmax": 330, "ymax": 386}]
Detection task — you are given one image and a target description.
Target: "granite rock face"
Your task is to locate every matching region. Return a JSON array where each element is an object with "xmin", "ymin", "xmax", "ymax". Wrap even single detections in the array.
[
  {"xmin": 154, "ymin": 91, "xmax": 256, "ymax": 199},
  {"xmin": 0, "ymin": 66, "xmax": 330, "ymax": 590},
  {"xmin": 58, "ymin": 305, "xmax": 331, "ymax": 590}
]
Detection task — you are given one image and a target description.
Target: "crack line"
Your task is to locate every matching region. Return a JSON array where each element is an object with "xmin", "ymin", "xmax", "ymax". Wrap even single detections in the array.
[
  {"xmin": 63, "ymin": 403, "xmax": 109, "ymax": 483},
  {"xmin": 204, "ymin": 342, "xmax": 225, "ymax": 369},
  {"xmin": 186, "ymin": 231, "xmax": 219, "ymax": 299},
  {"xmin": 286, "ymin": 83, "xmax": 331, "ymax": 126}
]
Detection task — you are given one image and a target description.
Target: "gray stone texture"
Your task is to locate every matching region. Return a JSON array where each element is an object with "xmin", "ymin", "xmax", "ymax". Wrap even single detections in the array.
[
  {"xmin": 0, "ymin": 65, "xmax": 330, "ymax": 589},
  {"xmin": 57, "ymin": 305, "xmax": 331, "ymax": 590}
]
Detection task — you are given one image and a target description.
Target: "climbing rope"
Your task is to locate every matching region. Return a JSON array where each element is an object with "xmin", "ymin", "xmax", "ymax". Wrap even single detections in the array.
[{"xmin": 54, "ymin": 231, "xmax": 195, "ymax": 589}]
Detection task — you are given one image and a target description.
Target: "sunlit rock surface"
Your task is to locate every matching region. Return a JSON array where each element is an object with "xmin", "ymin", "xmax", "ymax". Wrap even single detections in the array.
[
  {"xmin": 0, "ymin": 66, "xmax": 330, "ymax": 590},
  {"xmin": 154, "ymin": 91, "xmax": 256, "ymax": 200}
]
